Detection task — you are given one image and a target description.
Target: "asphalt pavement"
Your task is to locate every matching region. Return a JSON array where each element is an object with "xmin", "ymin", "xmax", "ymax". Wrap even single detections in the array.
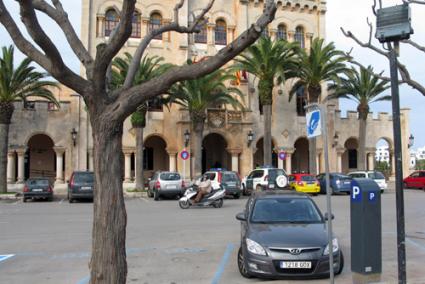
[{"xmin": 0, "ymin": 189, "xmax": 424, "ymax": 284}]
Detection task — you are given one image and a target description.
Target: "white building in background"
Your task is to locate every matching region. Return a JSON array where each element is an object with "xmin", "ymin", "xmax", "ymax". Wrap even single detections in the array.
[
  {"xmin": 376, "ymin": 146, "xmax": 390, "ymax": 163},
  {"xmin": 416, "ymin": 146, "xmax": 425, "ymax": 160},
  {"xmin": 410, "ymin": 151, "xmax": 417, "ymax": 169}
]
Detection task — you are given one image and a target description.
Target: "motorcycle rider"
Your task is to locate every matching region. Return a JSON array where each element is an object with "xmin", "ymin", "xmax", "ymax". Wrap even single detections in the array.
[{"xmin": 193, "ymin": 174, "xmax": 212, "ymax": 203}]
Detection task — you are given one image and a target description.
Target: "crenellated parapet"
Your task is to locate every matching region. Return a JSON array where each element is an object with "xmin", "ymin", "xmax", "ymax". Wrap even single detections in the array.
[{"xmin": 241, "ymin": 0, "xmax": 326, "ymax": 14}]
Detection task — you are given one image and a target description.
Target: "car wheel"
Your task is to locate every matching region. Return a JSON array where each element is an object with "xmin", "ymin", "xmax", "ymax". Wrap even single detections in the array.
[
  {"xmin": 147, "ymin": 189, "xmax": 154, "ymax": 198},
  {"xmin": 336, "ymin": 251, "xmax": 344, "ymax": 275},
  {"xmin": 237, "ymin": 247, "xmax": 252, "ymax": 278},
  {"xmin": 68, "ymin": 193, "xmax": 74, "ymax": 203},
  {"xmin": 154, "ymin": 190, "xmax": 160, "ymax": 201},
  {"xmin": 403, "ymin": 182, "xmax": 408, "ymax": 189},
  {"xmin": 234, "ymin": 193, "xmax": 240, "ymax": 199},
  {"xmin": 213, "ymin": 198, "xmax": 223, "ymax": 208}
]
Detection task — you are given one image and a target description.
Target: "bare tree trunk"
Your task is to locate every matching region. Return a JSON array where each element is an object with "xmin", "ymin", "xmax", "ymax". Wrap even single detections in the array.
[
  {"xmin": 90, "ymin": 119, "xmax": 127, "ymax": 284},
  {"xmin": 358, "ymin": 118, "xmax": 367, "ymax": 170},
  {"xmin": 192, "ymin": 120, "xmax": 204, "ymax": 177},
  {"xmin": 134, "ymin": 127, "xmax": 144, "ymax": 189},
  {"xmin": 0, "ymin": 123, "xmax": 10, "ymax": 193},
  {"xmin": 309, "ymin": 137, "xmax": 317, "ymax": 175},
  {"xmin": 263, "ymin": 104, "xmax": 272, "ymax": 166}
]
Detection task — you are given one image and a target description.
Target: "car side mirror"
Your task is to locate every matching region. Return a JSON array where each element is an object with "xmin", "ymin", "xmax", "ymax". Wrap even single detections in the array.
[
  {"xmin": 236, "ymin": 212, "xmax": 247, "ymax": 222},
  {"xmin": 324, "ymin": 213, "xmax": 334, "ymax": 220}
]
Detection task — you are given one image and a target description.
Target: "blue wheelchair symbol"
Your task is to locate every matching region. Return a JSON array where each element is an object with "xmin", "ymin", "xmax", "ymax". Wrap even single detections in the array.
[{"xmin": 308, "ymin": 111, "xmax": 320, "ymax": 136}]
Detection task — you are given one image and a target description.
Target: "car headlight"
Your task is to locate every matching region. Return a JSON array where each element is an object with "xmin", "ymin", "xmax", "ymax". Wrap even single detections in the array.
[
  {"xmin": 323, "ymin": 238, "xmax": 339, "ymax": 255},
  {"xmin": 246, "ymin": 238, "xmax": 267, "ymax": 256}
]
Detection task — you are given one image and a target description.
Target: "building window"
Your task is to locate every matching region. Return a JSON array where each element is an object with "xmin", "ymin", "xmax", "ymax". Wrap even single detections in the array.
[
  {"xmin": 131, "ymin": 12, "xmax": 141, "ymax": 38},
  {"xmin": 47, "ymin": 102, "xmax": 58, "ymax": 111},
  {"xmin": 295, "ymin": 26, "xmax": 305, "ymax": 48},
  {"xmin": 348, "ymin": 149, "xmax": 358, "ymax": 169},
  {"xmin": 24, "ymin": 101, "xmax": 35, "ymax": 110},
  {"xmin": 296, "ymin": 86, "xmax": 307, "ymax": 116},
  {"xmin": 194, "ymin": 21, "xmax": 207, "ymax": 44},
  {"xmin": 147, "ymin": 97, "xmax": 163, "ymax": 112},
  {"xmin": 215, "ymin": 19, "xmax": 227, "ymax": 45},
  {"xmin": 277, "ymin": 24, "xmax": 287, "ymax": 40},
  {"xmin": 261, "ymin": 27, "xmax": 269, "ymax": 38},
  {"xmin": 149, "ymin": 12, "xmax": 163, "ymax": 40},
  {"xmin": 105, "ymin": 9, "xmax": 119, "ymax": 37}
]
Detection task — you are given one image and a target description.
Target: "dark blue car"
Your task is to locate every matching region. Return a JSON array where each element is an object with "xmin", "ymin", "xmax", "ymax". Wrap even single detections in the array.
[{"xmin": 316, "ymin": 173, "xmax": 352, "ymax": 194}]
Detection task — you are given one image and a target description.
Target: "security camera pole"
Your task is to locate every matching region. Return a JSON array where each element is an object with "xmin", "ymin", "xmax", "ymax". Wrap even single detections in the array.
[
  {"xmin": 375, "ymin": 4, "xmax": 414, "ymax": 283},
  {"xmin": 305, "ymin": 103, "xmax": 334, "ymax": 283}
]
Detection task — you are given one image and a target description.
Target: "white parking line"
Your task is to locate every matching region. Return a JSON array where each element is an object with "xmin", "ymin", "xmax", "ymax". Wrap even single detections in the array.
[
  {"xmin": 139, "ymin": 197, "xmax": 149, "ymax": 203},
  {"xmin": 0, "ymin": 254, "xmax": 14, "ymax": 263},
  {"xmin": 59, "ymin": 199, "xmax": 64, "ymax": 204}
]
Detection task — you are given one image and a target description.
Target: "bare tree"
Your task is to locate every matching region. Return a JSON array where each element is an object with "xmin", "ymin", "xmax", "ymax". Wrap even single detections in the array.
[
  {"xmin": 341, "ymin": 0, "xmax": 425, "ymax": 97},
  {"xmin": 0, "ymin": 0, "xmax": 278, "ymax": 283}
]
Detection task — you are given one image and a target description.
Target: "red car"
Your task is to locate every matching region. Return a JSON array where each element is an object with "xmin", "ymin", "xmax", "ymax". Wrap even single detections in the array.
[{"xmin": 403, "ymin": 171, "xmax": 425, "ymax": 190}]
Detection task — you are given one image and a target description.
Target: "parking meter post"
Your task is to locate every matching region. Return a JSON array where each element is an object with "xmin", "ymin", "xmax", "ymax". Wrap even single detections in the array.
[
  {"xmin": 320, "ymin": 104, "xmax": 334, "ymax": 283},
  {"xmin": 351, "ymin": 179, "xmax": 382, "ymax": 283},
  {"xmin": 389, "ymin": 43, "xmax": 407, "ymax": 284}
]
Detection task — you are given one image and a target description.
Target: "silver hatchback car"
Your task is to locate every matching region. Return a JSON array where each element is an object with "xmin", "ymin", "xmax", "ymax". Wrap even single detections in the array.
[{"xmin": 148, "ymin": 171, "xmax": 185, "ymax": 200}]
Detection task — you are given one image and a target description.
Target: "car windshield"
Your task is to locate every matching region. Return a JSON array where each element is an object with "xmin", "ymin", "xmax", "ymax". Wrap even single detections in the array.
[
  {"xmin": 160, "ymin": 173, "xmax": 181, "ymax": 181},
  {"xmin": 369, "ymin": 172, "xmax": 385, "ymax": 179},
  {"xmin": 251, "ymin": 198, "xmax": 322, "ymax": 224},
  {"xmin": 27, "ymin": 179, "xmax": 49, "ymax": 186},
  {"xmin": 222, "ymin": 172, "xmax": 238, "ymax": 182},
  {"xmin": 74, "ymin": 173, "xmax": 94, "ymax": 183},
  {"xmin": 350, "ymin": 173, "xmax": 366, "ymax": 178},
  {"xmin": 334, "ymin": 174, "xmax": 350, "ymax": 179},
  {"xmin": 301, "ymin": 175, "xmax": 316, "ymax": 182}
]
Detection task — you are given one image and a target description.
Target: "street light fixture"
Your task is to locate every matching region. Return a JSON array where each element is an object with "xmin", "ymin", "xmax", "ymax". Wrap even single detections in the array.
[
  {"xmin": 332, "ymin": 133, "xmax": 339, "ymax": 148},
  {"xmin": 71, "ymin": 128, "xmax": 78, "ymax": 147},
  {"xmin": 184, "ymin": 129, "xmax": 190, "ymax": 147},
  {"xmin": 247, "ymin": 130, "xmax": 254, "ymax": 147},
  {"xmin": 408, "ymin": 134, "xmax": 414, "ymax": 149}
]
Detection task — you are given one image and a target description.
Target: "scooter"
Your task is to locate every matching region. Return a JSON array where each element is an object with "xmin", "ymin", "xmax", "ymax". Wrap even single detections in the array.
[{"xmin": 178, "ymin": 185, "xmax": 225, "ymax": 209}]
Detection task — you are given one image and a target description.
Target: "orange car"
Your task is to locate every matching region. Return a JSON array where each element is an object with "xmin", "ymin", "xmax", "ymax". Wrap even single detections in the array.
[{"xmin": 288, "ymin": 174, "xmax": 320, "ymax": 194}]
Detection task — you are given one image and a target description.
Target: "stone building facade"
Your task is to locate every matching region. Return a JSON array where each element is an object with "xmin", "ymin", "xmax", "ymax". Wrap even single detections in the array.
[{"xmin": 6, "ymin": 0, "xmax": 411, "ymax": 185}]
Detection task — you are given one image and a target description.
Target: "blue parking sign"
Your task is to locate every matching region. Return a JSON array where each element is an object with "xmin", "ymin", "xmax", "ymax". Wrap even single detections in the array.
[
  {"xmin": 351, "ymin": 181, "xmax": 362, "ymax": 203},
  {"xmin": 368, "ymin": 191, "xmax": 378, "ymax": 203}
]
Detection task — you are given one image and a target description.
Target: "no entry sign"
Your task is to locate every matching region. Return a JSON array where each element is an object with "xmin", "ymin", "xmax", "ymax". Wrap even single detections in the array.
[
  {"xmin": 278, "ymin": 151, "xmax": 287, "ymax": 160},
  {"xmin": 180, "ymin": 149, "xmax": 190, "ymax": 160}
]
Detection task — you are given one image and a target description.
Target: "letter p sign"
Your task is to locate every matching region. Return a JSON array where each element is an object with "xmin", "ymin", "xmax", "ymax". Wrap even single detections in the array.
[{"xmin": 351, "ymin": 186, "xmax": 362, "ymax": 202}]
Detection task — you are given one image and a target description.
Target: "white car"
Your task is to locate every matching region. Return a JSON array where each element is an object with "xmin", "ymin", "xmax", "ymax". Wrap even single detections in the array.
[
  {"xmin": 347, "ymin": 171, "xmax": 388, "ymax": 192},
  {"xmin": 244, "ymin": 167, "xmax": 288, "ymax": 195}
]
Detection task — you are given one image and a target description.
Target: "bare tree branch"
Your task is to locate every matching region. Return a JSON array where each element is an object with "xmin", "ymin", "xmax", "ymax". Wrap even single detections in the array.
[
  {"xmin": 0, "ymin": 0, "xmax": 88, "ymax": 94},
  {"xmin": 111, "ymin": 0, "xmax": 277, "ymax": 121},
  {"xmin": 402, "ymin": 39, "xmax": 425, "ymax": 52},
  {"xmin": 32, "ymin": 0, "xmax": 93, "ymax": 67},
  {"xmin": 342, "ymin": 26, "xmax": 425, "ymax": 96},
  {"xmin": 122, "ymin": 0, "xmax": 214, "ymax": 89},
  {"xmin": 93, "ymin": 0, "xmax": 135, "ymax": 92}
]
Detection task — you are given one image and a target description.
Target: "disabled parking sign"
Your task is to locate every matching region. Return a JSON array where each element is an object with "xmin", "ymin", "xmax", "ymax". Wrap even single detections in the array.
[{"xmin": 306, "ymin": 109, "xmax": 322, "ymax": 138}]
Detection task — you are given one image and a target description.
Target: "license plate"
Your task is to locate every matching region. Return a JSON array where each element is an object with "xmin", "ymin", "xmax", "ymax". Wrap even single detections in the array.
[
  {"xmin": 227, "ymin": 182, "xmax": 236, "ymax": 187},
  {"xmin": 32, "ymin": 188, "xmax": 43, "ymax": 192},
  {"xmin": 167, "ymin": 185, "xmax": 177, "ymax": 189},
  {"xmin": 81, "ymin": 187, "xmax": 92, "ymax": 190},
  {"xmin": 280, "ymin": 261, "xmax": 311, "ymax": 269},
  {"xmin": 344, "ymin": 181, "xmax": 351, "ymax": 185},
  {"xmin": 269, "ymin": 184, "xmax": 275, "ymax": 188}
]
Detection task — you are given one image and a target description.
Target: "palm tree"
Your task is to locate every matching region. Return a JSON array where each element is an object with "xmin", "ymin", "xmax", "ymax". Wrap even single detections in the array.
[
  {"xmin": 112, "ymin": 53, "xmax": 172, "ymax": 190},
  {"xmin": 233, "ymin": 37, "xmax": 300, "ymax": 165},
  {"xmin": 169, "ymin": 62, "xmax": 244, "ymax": 177},
  {"xmin": 289, "ymin": 38, "xmax": 350, "ymax": 174},
  {"xmin": 328, "ymin": 66, "xmax": 390, "ymax": 170},
  {"xmin": 0, "ymin": 46, "xmax": 58, "ymax": 193}
]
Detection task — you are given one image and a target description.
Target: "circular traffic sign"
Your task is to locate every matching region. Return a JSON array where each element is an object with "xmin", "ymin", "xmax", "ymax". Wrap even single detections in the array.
[
  {"xmin": 278, "ymin": 151, "xmax": 287, "ymax": 161},
  {"xmin": 180, "ymin": 149, "xmax": 190, "ymax": 160}
]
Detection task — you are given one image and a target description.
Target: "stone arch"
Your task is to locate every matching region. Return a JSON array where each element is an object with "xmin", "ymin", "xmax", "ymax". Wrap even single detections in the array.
[
  {"xmin": 342, "ymin": 137, "xmax": 359, "ymax": 173},
  {"xmin": 143, "ymin": 133, "xmax": 170, "ymax": 147},
  {"xmin": 96, "ymin": 1, "xmax": 121, "ymax": 15},
  {"xmin": 143, "ymin": 135, "xmax": 169, "ymax": 177},
  {"xmin": 202, "ymin": 133, "xmax": 231, "ymax": 172},
  {"xmin": 253, "ymin": 137, "xmax": 278, "ymax": 168},
  {"xmin": 375, "ymin": 137, "xmax": 393, "ymax": 177},
  {"xmin": 210, "ymin": 10, "xmax": 235, "ymax": 27},
  {"xmin": 26, "ymin": 134, "xmax": 56, "ymax": 182},
  {"xmin": 292, "ymin": 137, "xmax": 309, "ymax": 173},
  {"xmin": 145, "ymin": 3, "xmax": 172, "ymax": 20}
]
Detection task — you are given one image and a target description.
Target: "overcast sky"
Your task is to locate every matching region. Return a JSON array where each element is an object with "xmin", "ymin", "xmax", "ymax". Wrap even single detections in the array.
[{"xmin": 1, "ymin": 0, "xmax": 424, "ymax": 150}]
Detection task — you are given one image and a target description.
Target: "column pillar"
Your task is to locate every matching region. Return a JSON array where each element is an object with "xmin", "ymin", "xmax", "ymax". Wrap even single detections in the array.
[
  {"xmin": 285, "ymin": 152, "xmax": 293, "ymax": 174},
  {"xmin": 7, "ymin": 151, "xmax": 16, "ymax": 183},
  {"xmin": 368, "ymin": 152, "xmax": 376, "ymax": 171},
  {"xmin": 390, "ymin": 151, "xmax": 396, "ymax": 176},
  {"xmin": 124, "ymin": 150, "xmax": 132, "ymax": 183},
  {"xmin": 16, "ymin": 148, "xmax": 26, "ymax": 183},
  {"xmin": 168, "ymin": 151, "xmax": 177, "ymax": 172},
  {"xmin": 336, "ymin": 148, "xmax": 344, "ymax": 173},
  {"xmin": 53, "ymin": 147, "xmax": 65, "ymax": 184},
  {"xmin": 227, "ymin": 148, "xmax": 242, "ymax": 173},
  {"xmin": 88, "ymin": 148, "xmax": 94, "ymax": 171},
  {"xmin": 278, "ymin": 157, "xmax": 284, "ymax": 170}
]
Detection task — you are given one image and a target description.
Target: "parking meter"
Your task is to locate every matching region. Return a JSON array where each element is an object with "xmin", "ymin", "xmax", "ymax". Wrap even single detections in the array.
[{"xmin": 350, "ymin": 178, "xmax": 382, "ymax": 280}]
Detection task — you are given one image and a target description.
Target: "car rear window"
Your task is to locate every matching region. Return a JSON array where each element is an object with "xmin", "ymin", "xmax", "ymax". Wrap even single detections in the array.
[
  {"xmin": 268, "ymin": 169, "xmax": 285, "ymax": 180},
  {"xmin": 28, "ymin": 179, "xmax": 49, "ymax": 186},
  {"xmin": 369, "ymin": 172, "xmax": 385, "ymax": 179},
  {"xmin": 251, "ymin": 198, "xmax": 322, "ymax": 223},
  {"xmin": 350, "ymin": 173, "xmax": 366, "ymax": 178},
  {"xmin": 204, "ymin": 172, "xmax": 216, "ymax": 180},
  {"xmin": 334, "ymin": 174, "xmax": 350, "ymax": 179},
  {"xmin": 74, "ymin": 173, "xmax": 94, "ymax": 183},
  {"xmin": 301, "ymin": 175, "xmax": 316, "ymax": 181},
  {"xmin": 222, "ymin": 172, "xmax": 239, "ymax": 182},
  {"xmin": 160, "ymin": 172, "xmax": 181, "ymax": 181}
]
